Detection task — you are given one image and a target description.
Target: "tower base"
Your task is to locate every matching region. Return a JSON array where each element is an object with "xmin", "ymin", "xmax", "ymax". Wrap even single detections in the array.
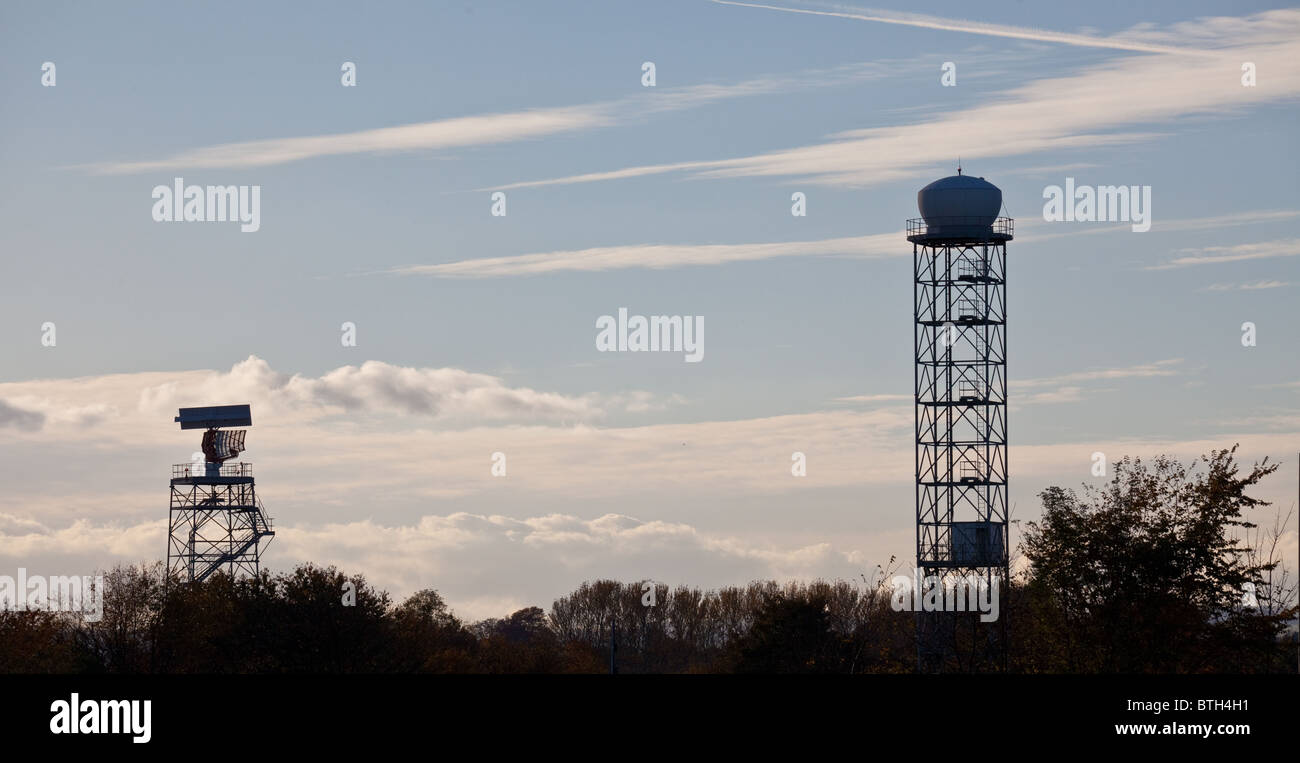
[{"xmin": 167, "ymin": 463, "xmax": 274, "ymax": 583}]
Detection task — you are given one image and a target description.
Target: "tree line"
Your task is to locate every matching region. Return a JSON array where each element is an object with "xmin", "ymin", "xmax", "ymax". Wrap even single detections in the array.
[{"xmin": 2, "ymin": 447, "xmax": 1295, "ymax": 673}]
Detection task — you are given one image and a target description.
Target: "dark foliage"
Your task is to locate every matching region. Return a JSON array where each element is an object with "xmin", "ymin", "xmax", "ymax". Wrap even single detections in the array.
[{"xmin": 1, "ymin": 448, "xmax": 1293, "ymax": 674}]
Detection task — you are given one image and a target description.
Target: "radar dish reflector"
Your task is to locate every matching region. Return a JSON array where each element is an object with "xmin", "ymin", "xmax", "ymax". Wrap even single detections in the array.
[{"xmin": 202, "ymin": 429, "xmax": 246, "ymax": 463}]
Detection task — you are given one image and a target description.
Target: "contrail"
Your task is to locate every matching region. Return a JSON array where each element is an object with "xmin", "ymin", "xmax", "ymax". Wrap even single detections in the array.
[{"xmin": 709, "ymin": 0, "xmax": 1199, "ymax": 55}]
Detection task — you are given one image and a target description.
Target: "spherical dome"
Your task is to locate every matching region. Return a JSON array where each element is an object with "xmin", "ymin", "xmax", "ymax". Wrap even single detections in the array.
[{"xmin": 918, "ymin": 174, "xmax": 1002, "ymax": 227}]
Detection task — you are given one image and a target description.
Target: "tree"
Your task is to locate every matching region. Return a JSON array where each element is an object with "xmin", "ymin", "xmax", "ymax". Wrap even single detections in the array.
[
  {"xmin": 1021, "ymin": 446, "xmax": 1292, "ymax": 672},
  {"xmin": 727, "ymin": 591, "xmax": 845, "ymax": 673},
  {"xmin": 79, "ymin": 562, "xmax": 167, "ymax": 673},
  {"xmin": 474, "ymin": 607, "xmax": 564, "ymax": 672},
  {"xmin": 389, "ymin": 588, "xmax": 475, "ymax": 672},
  {"xmin": 0, "ymin": 609, "xmax": 83, "ymax": 672}
]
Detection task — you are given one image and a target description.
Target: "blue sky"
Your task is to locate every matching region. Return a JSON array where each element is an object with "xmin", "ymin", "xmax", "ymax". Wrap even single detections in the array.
[{"xmin": 2, "ymin": 1, "xmax": 1298, "ymax": 618}]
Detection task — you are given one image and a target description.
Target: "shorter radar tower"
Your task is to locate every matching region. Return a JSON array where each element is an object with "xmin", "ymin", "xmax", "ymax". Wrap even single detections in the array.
[{"xmin": 167, "ymin": 404, "xmax": 274, "ymax": 583}]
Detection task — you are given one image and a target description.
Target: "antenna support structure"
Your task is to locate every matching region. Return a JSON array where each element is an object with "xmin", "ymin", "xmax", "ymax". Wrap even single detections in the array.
[
  {"xmin": 167, "ymin": 404, "xmax": 275, "ymax": 583},
  {"xmin": 908, "ymin": 173, "xmax": 1013, "ymax": 672}
]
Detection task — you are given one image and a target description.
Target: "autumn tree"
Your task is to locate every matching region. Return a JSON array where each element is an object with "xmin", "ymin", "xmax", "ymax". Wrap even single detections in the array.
[{"xmin": 1021, "ymin": 446, "xmax": 1293, "ymax": 672}]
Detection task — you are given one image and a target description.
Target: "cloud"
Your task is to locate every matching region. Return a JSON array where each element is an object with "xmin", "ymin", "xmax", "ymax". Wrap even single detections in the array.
[
  {"xmin": 1015, "ymin": 209, "xmax": 1300, "ymax": 244},
  {"xmin": 1134, "ymin": 209, "xmax": 1300, "ymax": 234},
  {"xmin": 603, "ymin": 390, "xmax": 688, "ymax": 413},
  {"xmin": 5, "ymin": 362, "xmax": 919, "ymax": 513},
  {"xmin": 836, "ymin": 363, "xmax": 1178, "ymax": 411},
  {"xmin": 3, "ymin": 359, "xmax": 1298, "ymax": 620},
  {"xmin": 709, "ymin": 1, "xmax": 1206, "ymax": 55},
  {"xmin": 392, "ymin": 209, "xmax": 1300, "ymax": 279},
  {"xmin": 1202, "ymin": 280, "xmax": 1290, "ymax": 292},
  {"xmin": 833, "ymin": 393, "xmax": 911, "ymax": 404},
  {"xmin": 0, "ymin": 509, "xmax": 872, "ymax": 621},
  {"xmin": 1015, "ymin": 359, "xmax": 1183, "ymax": 389},
  {"xmin": 277, "ymin": 511, "xmax": 871, "ymax": 619},
  {"xmin": 81, "ymin": 105, "xmax": 616, "ymax": 175},
  {"xmin": 0, "ymin": 399, "xmax": 44, "ymax": 431},
  {"xmin": 137, "ymin": 355, "xmax": 603, "ymax": 422},
  {"xmin": 1147, "ymin": 238, "xmax": 1300, "ymax": 270},
  {"xmin": 0, "ymin": 513, "xmax": 162, "ymax": 559},
  {"xmin": 0, "ymin": 354, "xmax": 1227, "ymax": 526},
  {"xmin": 1001, "ymin": 162, "xmax": 1100, "ymax": 177},
  {"xmin": 0, "ymin": 513, "xmax": 50, "ymax": 535},
  {"xmin": 389, "ymin": 233, "xmax": 898, "ymax": 278},
  {"xmin": 837, "ymin": 362, "xmax": 1181, "ymax": 411},
  {"xmin": 498, "ymin": 9, "xmax": 1300, "ymax": 189},
  {"xmin": 1017, "ymin": 386, "xmax": 1086, "ymax": 406},
  {"xmin": 78, "ymin": 63, "xmax": 893, "ymax": 175}
]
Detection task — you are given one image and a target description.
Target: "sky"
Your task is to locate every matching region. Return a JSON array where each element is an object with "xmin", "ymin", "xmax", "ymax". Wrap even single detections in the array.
[{"xmin": 1, "ymin": 0, "xmax": 1298, "ymax": 620}]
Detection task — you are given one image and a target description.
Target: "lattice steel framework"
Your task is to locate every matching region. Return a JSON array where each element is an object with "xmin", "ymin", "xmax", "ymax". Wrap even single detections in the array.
[
  {"xmin": 167, "ymin": 463, "xmax": 274, "ymax": 583},
  {"xmin": 908, "ymin": 218, "xmax": 1012, "ymax": 672}
]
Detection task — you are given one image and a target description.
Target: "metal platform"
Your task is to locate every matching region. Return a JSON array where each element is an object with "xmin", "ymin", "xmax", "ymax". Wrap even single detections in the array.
[
  {"xmin": 907, "ymin": 216, "xmax": 1014, "ymax": 244},
  {"xmin": 167, "ymin": 461, "xmax": 274, "ymax": 583}
]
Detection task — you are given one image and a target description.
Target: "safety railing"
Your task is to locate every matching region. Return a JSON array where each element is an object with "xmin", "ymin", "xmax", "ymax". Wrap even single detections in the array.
[
  {"xmin": 171, "ymin": 462, "xmax": 253, "ymax": 479},
  {"xmin": 907, "ymin": 216, "xmax": 1013, "ymax": 239}
]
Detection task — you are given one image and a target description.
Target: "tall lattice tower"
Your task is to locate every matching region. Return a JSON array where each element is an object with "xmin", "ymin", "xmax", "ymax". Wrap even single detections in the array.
[
  {"xmin": 907, "ymin": 171, "xmax": 1012, "ymax": 672},
  {"xmin": 168, "ymin": 405, "xmax": 274, "ymax": 583}
]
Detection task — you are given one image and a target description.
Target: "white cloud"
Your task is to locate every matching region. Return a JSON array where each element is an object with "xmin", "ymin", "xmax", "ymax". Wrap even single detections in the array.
[
  {"xmin": 1014, "ymin": 359, "xmax": 1183, "ymax": 389},
  {"xmin": 1016, "ymin": 209, "xmax": 1300, "ymax": 244},
  {"xmin": 3, "ymin": 360, "xmax": 1297, "ymax": 621},
  {"xmin": 135, "ymin": 355, "xmax": 603, "ymax": 423},
  {"xmin": 709, "ymin": 1, "xmax": 1206, "ymax": 55},
  {"xmin": 387, "ymin": 233, "xmax": 898, "ymax": 278},
  {"xmin": 833, "ymin": 393, "xmax": 911, "ymax": 404},
  {"xmin": 1017, "ymin": 386, "xmax": 1086, "ymax": 406},
  {"xmin": 0, "ymin": 513, "xmax": 163, "ymax": 559},
  {"xmin": 837, "ymin": 362, "xmax": 1182, "ymax": 411},
  {"xmin": 1000, "ymin": 162, "xmax": 1100, "ymax": 177},
  {"xmin": 277, "ymin": 511, "xmax": 870, "ymax": 619},
  {"xmin": 388, "ymin": 209, "xmax": 1300, "ymax": 279},
  {"xmin": 0, "ymin": 360, "xmax": 919, "ymax": 517},
  {"xmin": 79, "ymin": 63, "xmax": 894, "ymax": 175},
  {"xmin": 498, "ymin": 9, "xmax": 1300, "ymax": 190},
  {"xmin": 1203, "ymin": 280, "xmax": 1290, "ymax": 292},
  {"xmin": 1148, "ymin": 238, "xmax": 1300, "ymax": 270},
  {"xmin": 0, "ymin": 509, "xmax": 874, "ymax": 621}
]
